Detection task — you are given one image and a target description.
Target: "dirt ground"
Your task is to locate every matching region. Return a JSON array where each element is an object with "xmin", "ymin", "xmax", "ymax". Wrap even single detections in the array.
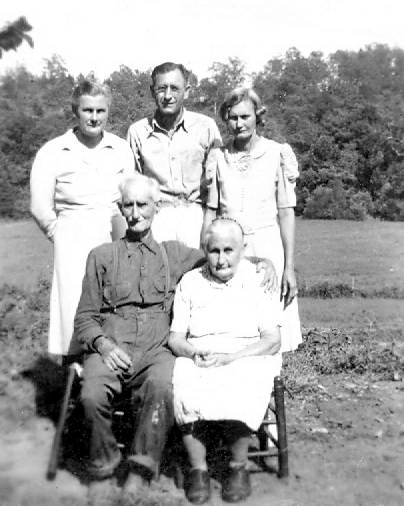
[
  {"xmin": 1, "ymin": 220, "xmax": 404, "ymax": 506},
  {"xmin": 1, "ymin": 345, "xmax": 403, "ymax": 506}
]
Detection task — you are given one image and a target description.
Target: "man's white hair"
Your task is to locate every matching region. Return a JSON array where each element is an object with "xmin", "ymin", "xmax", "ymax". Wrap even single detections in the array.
[{"xmin": 119, "ymin": 174, "xmax": 161, "ymax": 203}]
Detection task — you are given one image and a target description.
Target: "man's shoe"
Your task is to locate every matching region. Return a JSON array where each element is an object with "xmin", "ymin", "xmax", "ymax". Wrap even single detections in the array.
[
  {"xmin": 222, "ymin": 466, "xmax": 251, "ymax": 503},
  {"xmin": 87, "ymin": 477, "xmax": 118, "ymax": 506},
  {"xmin": 186, "ymin": 469, "xmax": 211, "ymax": 504}
]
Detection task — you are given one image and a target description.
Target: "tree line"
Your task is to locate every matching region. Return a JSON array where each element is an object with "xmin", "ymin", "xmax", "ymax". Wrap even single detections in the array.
[{"xmin": 1, "ymin": 44, "xmax": 403, "ymax": 220}]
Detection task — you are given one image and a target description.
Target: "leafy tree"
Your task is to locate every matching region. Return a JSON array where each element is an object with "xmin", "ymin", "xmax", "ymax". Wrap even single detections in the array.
[{"xmin": 0, "ymin": 17, "xmax": 33, "ymax": 58}]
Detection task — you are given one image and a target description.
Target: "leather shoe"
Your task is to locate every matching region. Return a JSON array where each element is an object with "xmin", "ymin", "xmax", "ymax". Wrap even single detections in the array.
[
  {"xmin": 222, "ymin": 466, "xmax": 251, "ymax": 503},
  {"xmin": 186, "ymin": 468, "xmax": 211, "ymax": 504}
]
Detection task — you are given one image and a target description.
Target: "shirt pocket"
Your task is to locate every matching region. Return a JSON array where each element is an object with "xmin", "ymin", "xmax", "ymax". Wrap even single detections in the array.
[
  {"xmin": 153, "ymin": 276, "xmax": 167, "ymax": 297},
  {"xmin": 178, "ymin": 143, "xmax": 206, "ymax": 188},
  {"xmin": 103, "ymin": 281, "xmax": 131, "ymax": 306}
]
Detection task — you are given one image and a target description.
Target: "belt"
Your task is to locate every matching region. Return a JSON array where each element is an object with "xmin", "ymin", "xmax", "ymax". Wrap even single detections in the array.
[
  {"xmin": 159, "ymin": 195, "xmax": 201, "ymax": 208},
  {"xmin": 101, "ymin": 303, "xmax": 168, "ymax": 315}
]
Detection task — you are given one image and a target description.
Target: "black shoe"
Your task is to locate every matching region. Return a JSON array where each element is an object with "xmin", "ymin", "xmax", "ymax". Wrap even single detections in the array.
[
  {"xmin": 186, "ymin": 469, "xmax": 211, "ymax": 504},
  {"xmin": 222, "ymin": 466, "xmax": 251, "ymax": 503}
]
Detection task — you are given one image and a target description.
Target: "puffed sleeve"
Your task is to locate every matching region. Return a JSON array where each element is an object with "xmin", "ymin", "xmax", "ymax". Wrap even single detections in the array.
[
  {"xmin": 280, "ymin": 143, "xmax": 299, "ymax": 183},
  {"xmin": 170, "ymin": 277, "xmax": 191, "ymax": 334},
  {"xmin": 30, "ymin": 143, "xmax": 58, "ymax": 241},
  {"xmin": 276, "ymin": 144, "xmax": 298, "ymax": 209}
]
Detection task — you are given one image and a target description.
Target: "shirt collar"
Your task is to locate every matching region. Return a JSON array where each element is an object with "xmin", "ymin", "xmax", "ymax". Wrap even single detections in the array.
[
  {"xmin": 124, "ymin": 232, "xmax": 159, "ymax": 256},
  {"xmin": 61, "ymin": 128, "xmax": 115, "ymax": 151},
  {"xmin": 148, "ymin": 108, "xmax": 189, "ymax": 135}
]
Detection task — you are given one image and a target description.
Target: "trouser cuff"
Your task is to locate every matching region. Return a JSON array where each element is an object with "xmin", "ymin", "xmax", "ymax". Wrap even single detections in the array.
[
  {"xmin": 127, "ymin": 454, "xmax": 158, "ymax": 480},
  {"xmin": 88, "ymin": 450, "xmax": 121, "ymax": 479}
]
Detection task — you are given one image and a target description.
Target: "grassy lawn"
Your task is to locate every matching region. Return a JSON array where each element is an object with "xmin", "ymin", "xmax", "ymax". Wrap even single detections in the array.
[
  {"xmin": 1, "ymin": 217, "xmax": 403, "ymax": 293},
  {"xmin": 296, "ymin": 218, "xmax": 404, "ymax": 292},
  {"xmin": 299, "ymin": 297, "xmax": 404, "ymax": 329}
]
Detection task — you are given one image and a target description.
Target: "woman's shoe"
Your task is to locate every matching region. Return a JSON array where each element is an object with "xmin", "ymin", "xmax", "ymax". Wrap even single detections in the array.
[
  {"xmin": 186, "ymin": 468, "xmax": 211, "ymax": 504},
  {"xmin": 222, "ymin": 466, "xmax": 251, "ymax": 503}
]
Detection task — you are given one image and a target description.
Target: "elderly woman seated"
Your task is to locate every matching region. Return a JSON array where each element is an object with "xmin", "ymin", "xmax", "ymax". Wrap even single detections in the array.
[{"xmin": 168, "ymin": 217, "xmax": 282, "ymax": 504}]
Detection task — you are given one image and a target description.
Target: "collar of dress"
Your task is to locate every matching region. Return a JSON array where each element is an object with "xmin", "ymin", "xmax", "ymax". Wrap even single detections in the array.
[
  {"xmin": 61, "ymin": 128, "xmax": 115, "ymax": 151},
  {"xmin": 225, "ymin": 135, "xmax": 268, "ymax": 161},
  {"xmin": 201, "ymin": 262, "xmax": 248, "ymax": 290}
]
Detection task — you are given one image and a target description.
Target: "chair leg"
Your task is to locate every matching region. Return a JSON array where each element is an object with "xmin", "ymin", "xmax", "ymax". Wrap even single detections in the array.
[
  {"xmin": 274, "ymin": 376, "xmax": 288, "ymax": 478},
  {"xmin": 46, "ymin": 364, "xmax": 77, "ymax": 480}
]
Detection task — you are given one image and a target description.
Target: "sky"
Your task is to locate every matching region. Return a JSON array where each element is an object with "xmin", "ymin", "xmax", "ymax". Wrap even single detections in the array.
[{"xmin": 1, "ymin": 0, "xmax": 404, "ymax": 80}]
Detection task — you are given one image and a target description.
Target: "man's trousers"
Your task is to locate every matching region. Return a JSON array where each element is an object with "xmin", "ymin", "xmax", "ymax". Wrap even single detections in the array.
[{"xmin": 80, "ymin": 348, "xmax": 175, "ymax": 479}]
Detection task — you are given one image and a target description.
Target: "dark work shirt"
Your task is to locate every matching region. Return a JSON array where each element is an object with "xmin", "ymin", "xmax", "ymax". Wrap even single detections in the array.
[{"xmin": 73, "ymin": 233, "xmax": 204, "ymax": 352}]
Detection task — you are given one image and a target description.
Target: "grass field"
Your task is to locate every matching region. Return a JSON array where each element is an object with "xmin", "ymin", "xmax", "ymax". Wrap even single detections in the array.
[{"xmin": 1, "ymin": 217, "xmax": 404, "ymax": 292}]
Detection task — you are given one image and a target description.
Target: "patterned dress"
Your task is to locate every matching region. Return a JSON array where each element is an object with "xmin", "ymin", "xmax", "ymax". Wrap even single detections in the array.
[{"xmin": 207, "ymin": 137, "xmax": 301, "ymax": 352}]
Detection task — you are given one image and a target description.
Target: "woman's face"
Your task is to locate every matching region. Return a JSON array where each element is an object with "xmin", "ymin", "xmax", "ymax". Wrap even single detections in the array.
[
  {"xmin": 76, "ymin": 94, "xmax": 109, "ymax": 140},
  {"xmin": 205, "ymin": 228, "xmax": 244, "ymax": 283},
  {"xmin": 227, "ymin": 99, "xmax": 257, "ymax": 142}
]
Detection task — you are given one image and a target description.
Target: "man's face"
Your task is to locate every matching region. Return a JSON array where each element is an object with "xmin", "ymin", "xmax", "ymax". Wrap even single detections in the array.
[
  {"xmin": 205, "ymin": 227, "xmax": 245, "ymax": 283},
  {"xmin": 151, "ymin": 69, "xmax": 189, "ymax": 118},
  {"xmin": 76, "ymin": 94, "xmax": 109, "ymax": 139},
  {"xmin": 120, "ymin": 183, "xmax": 156, "ymax": 234}
]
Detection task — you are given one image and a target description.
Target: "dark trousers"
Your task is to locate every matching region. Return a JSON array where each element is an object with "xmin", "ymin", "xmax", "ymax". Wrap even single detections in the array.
[{"xmin": 80, "ymin": 348, "xmax": 175, "ymax": 479}]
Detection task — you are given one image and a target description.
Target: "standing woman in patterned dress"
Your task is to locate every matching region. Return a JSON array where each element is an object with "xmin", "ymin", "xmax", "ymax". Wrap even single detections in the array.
[
  {"xmin": 30, "ymin": 78, "xmax": 134, "ymax": 360},
  {"xmin": 203, "ymin": 87, "xmax": 301, "ymax": 351}
]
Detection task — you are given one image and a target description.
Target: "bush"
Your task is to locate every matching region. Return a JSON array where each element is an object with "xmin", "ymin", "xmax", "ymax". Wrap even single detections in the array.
[{"xmin": 303, "ymin": 180, "xmax": 372, "ymax": 220}]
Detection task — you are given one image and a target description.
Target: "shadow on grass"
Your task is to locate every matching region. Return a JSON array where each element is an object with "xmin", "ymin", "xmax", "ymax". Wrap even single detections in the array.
[{"xmin": 21, "ymin": 356, "xmax": 91, "ymax": 483}]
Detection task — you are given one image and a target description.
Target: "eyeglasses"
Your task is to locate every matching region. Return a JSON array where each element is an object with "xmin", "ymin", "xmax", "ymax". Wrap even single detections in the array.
[{"xmin": 153, "ymin": 85, "xmax": 182, "ymax": 95}]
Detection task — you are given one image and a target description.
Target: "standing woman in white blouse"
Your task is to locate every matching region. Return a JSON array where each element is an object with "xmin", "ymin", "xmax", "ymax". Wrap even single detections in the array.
[
  {"xmin": 30, "ymin": 78, "xmax": 134, "ymax": 359},
  {"xmin": 204, "ymin": 87, "xmax": 301, "ymax": 352}
]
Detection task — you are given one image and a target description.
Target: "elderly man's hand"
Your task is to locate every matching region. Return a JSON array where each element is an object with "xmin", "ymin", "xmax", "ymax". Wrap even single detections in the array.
[
  {"xmin": 256, "ymin": 259, "xmax": 278, "ymax": 293},
  {"xmin": 96, "ymin": 338, "xmax": 132, "ymax": 373},
  {"xmin": 281, "ymin": 266, "xmax": 298, "ymax": 308}
]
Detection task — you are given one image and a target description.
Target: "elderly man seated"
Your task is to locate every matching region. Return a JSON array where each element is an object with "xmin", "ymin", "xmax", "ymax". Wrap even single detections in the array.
[
  {"xmin": 168, "ymin": 217, "xmax": 282, "ymax": 504},
  {"xmin": 73, "ymin": 176, "xmax": 276, "ymax": 505}
]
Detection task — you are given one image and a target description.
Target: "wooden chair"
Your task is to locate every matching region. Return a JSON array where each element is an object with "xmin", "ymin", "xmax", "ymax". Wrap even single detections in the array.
[{"xmin": 47, "ymin": 366, "xmax": 288, "ymax": 482}]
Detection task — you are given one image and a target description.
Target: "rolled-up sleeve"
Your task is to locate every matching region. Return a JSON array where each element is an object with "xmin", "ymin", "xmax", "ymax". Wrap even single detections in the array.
[
  {"xmin": 276, "ymin": 144, "xmax": 298, "ymax": 209},
  {"xmin": 73, "ymin": 250, "xmax": 106, "ymax": 351},
  {"xmin": 30, "ymin": 145, "xmax": 58, "ymax": 240},
  {"xmin": 206, "ymin": 148, "xmax": 221, "ymax": 210},
  {"xmin": 126, "ymin": 125, "xmax": 143, "ymax": 173}
]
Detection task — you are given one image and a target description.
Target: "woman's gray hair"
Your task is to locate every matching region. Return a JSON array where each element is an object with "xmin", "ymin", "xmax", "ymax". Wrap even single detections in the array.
[
  {"xmin": 202, "ymin": 216, "xmax": 245, "ymax": 250},
  {"xmin": 71, "ymin": 76, "xmax": 112, "ymax": 115},
  {"xmin": 119, "ymin": 175, "xmax": 161, "ymax": 203},
  {"xmin": 219, "ymin": 87, "xmax": 266, "ymax": 125}
]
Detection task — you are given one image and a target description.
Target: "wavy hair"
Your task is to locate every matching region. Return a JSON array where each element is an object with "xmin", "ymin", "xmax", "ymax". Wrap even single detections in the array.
[
  {"xmin": 219, "ymin": 87, "xmax": 266, "ymax": 125},
  {"xmin": 71, "ymin": 77, "xmax": 112, "ymax": 116}
]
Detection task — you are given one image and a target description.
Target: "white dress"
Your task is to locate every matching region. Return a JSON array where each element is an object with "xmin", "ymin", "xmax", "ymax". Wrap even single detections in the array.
[
  {"xmin": 30, "ymin": 130, "xmax": 134, "ymax": 354},
  {"xmin": 171, "ymin": 260, "xmax": 282, "ymax": 431}
]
